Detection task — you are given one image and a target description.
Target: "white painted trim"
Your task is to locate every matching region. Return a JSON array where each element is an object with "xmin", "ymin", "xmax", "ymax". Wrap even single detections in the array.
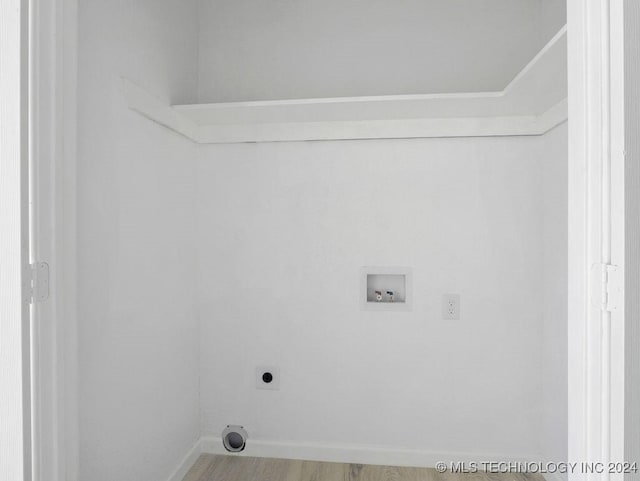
[
  {"xmin": 607, "ymin": 2, "xmax": 626, "ymax": 476},
  {"xmin": 0, "ymin": 0, "xmax": 31, "ymax": 478},
  {"xmin": 567, "ymin": 1, "xmax": 589, "ymax": 476},
  {"xmin": 59, "ymin": 0, "xmax": 79, "ymax": 478},
  {"xmin": 30, "ymin": 0, "xmax": 55, "ymax": 478},
  {"xmin": 545, "ymin": 471, "xmax": 569, "ymax": 481},
  {"xmin": 20, "ymin": 1, "xmax": 32, "ymax": 477},
  {"xmin": 29, "ymin": 0, "xmax": 79, "ymax": 480},
  {"xmin": 121, "ymin": 78, "xmax": 199, "ymax": 141},
  {"xmin": 198, "ymin": 436, "xmax": 539, "ymax": 469},
  {"xmin": 58, "ymin": 0, "xmax": 79, "ymax": 479},
  {"xmin": 172, "ymin": 436, "xmax": 548, "ymax": 478},
  {"xmin": 168, "ymin": 436, "xmax": 546, "ymax": 479},
  {"xmin": 124, "ymin": 78, "xmax": 567, "ymax": 143},
  {"xmin": 538, "ymin": 98, "xmax": 569, "ymax": 134},
  {"xmin": 567, "ymin": 1, "xmax": 627, "ymax": 481},
  {"xmin": 176, "ymin": 89, "xmax": 502, "ymax": 110},
  {"xmin": 193, "ymin": 105, "xmax": 567, "ymax": 143},
  {"xmin": 166, "ymin": 440, "xmax": 203, "ymax": 481},
  {"xmin": 622, "ymin": 0, "xmax": 640, "ymax": 476},
  {"xmin": 503, "ymin": 25, "xmax": 567, "ymax": 94}
]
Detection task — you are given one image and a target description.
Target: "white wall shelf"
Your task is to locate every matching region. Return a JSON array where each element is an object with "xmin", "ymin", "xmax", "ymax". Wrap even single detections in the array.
[{"xmin": 124, "ymin": 26, "xmax": 567, "ymax": 143}]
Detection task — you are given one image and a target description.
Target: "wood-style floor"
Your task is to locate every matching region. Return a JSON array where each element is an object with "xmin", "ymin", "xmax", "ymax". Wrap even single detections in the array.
[{"xmin": 183, "ymin": 455, "xmax": 545, "ymax": 481}]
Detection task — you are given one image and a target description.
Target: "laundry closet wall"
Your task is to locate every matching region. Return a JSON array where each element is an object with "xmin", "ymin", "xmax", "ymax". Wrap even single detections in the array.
[
  {"xmin": 195, "ymin": 129, "xmax": 567, "ymax": 463},
  {"xmin": 193, "ymin": 0, "xmax": 568, "ymax": 464},
  {"xmin": 77, "ymin": 1, "xmax": 200, "ymax": 480},
  {"xmin": 74, "ymin": 0, "xmax": 569, "ymax": 478}
]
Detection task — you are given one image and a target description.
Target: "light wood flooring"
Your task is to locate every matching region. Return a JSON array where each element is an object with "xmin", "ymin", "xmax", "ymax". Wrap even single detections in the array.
[{"xmin": 183, "ymin": 455, "xmax": 545, "ymax": 481}]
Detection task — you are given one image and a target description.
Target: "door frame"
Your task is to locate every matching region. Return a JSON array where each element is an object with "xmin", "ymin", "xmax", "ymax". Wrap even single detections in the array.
[
  {"xmin": 567, "ymin": 1, "xmax": 627, "ymax": 479},
  {"xmin": 0, "ymin": 0, "xmax": 32, "ymax": 478},
  {"xmin": 29, "ymin": 0, "xmax": 78, "ymax": 480},
  {"xmin": 31, "ymin": 1, "xmax": 630, "ymax": 480}
]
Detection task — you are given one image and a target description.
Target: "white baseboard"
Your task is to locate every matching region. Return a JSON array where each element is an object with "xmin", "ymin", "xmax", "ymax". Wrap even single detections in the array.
[
  {"xmin": 166, "ymin": 439, "xmax": 203, "ymax": 481},
  {"xmin": 198, "ymin": 435, "xmax": 537, "ymax": 469},
  {"xmin": 169, "ymin": 435, "xmax": 549, "ymax": 479},
  {"xmin": 543, "ymin": 470, "xmax": 568, "ymax": 481}
]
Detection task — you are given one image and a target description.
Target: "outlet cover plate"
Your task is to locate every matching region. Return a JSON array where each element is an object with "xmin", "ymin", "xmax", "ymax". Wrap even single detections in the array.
[{"xmin": 442, "ymin": 294, "xmax": 460, "ymax": 320}]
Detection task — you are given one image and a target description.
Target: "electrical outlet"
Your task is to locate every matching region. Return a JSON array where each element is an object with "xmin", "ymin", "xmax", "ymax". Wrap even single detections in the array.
[
  {"xmin": 256, "ymin": 366, "xmax": 280, "ymax": 390},
  {"xmin": 442, "ymin": 294, "xmax": 460, "ymax": 320}
]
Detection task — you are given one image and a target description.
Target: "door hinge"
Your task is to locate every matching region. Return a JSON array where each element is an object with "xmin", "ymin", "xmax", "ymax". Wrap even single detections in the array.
[
  {"xmin": 29, "ymin": 262, "xmax": 49, "ymax": 303},
  {"xmin": 591, "ymin": 263, "xmax": 623, "ymax": 312}
]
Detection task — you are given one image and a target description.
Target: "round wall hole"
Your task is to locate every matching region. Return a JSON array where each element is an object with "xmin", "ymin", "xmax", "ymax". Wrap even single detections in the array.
[{"xmin": 262, "ymin": 372, "xmax": 273, "ymax": 383}]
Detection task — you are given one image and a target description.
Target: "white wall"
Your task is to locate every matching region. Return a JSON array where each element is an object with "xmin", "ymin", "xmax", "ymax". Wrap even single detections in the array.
[
  {"xmin": 196, "ymin": 0, "xmax": 566, "ymax": 102},
  {"xmin": 77, "ymin": 1, "xmax": 200, "ymax": 480},
  {"xmin": 540, "ymin": 0, "xmax": 567, "ymax": 45},
  {"xmin": 540, "ymin": 122, "xmax": 568, "ymax": 470},
  {"xmin": 196, "ymin": 135, "xmax": 552, "ymax": 458}
]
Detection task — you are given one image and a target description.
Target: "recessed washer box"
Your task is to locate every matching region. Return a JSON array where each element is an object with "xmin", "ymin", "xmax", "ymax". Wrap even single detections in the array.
[{"xmin": 360, "ymin": 267, "xmax": 412, "ymax": 311}]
